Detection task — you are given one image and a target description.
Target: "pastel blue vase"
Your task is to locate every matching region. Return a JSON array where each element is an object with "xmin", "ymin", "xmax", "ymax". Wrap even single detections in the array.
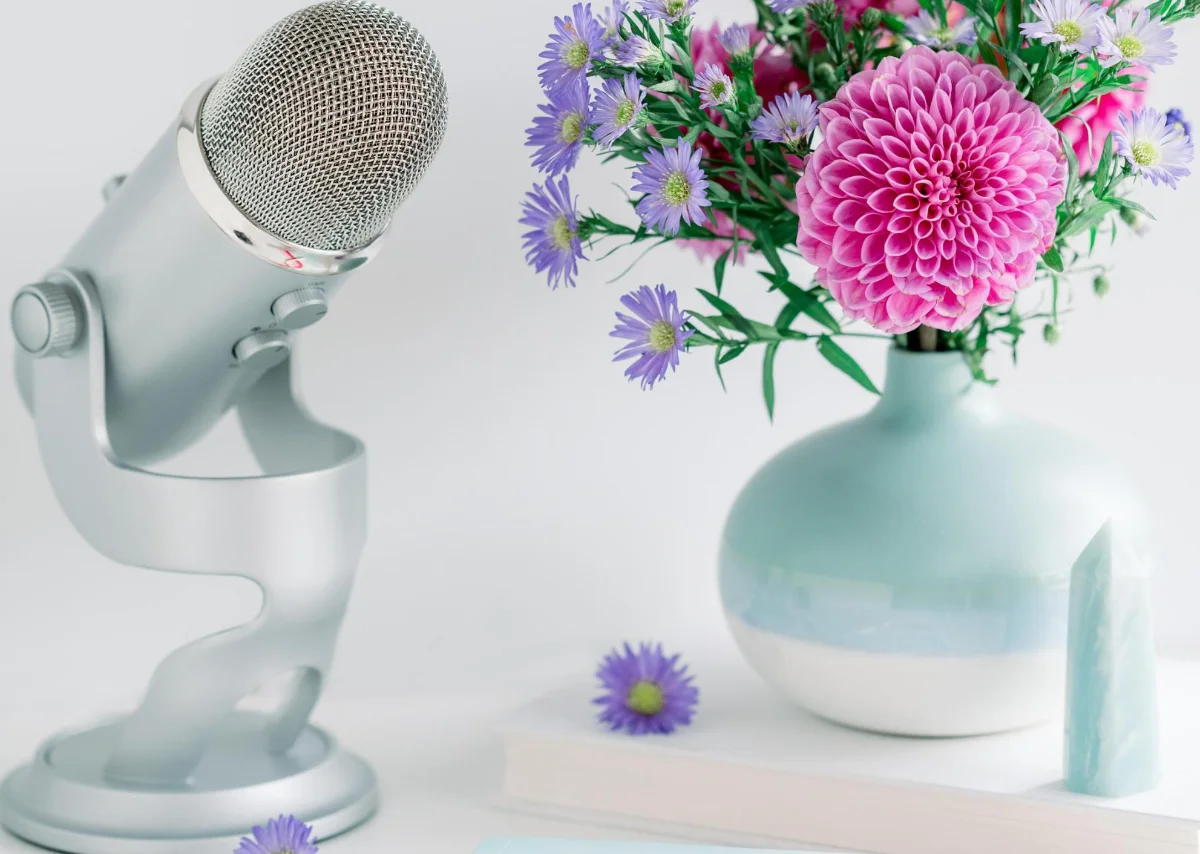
[{"xmin": 719, "ymin": 347, "xmax": 1151, "ymax": 737}]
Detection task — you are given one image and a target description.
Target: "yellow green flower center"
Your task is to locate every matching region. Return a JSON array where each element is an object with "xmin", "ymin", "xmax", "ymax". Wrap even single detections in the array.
[
  {"xmin": 709, "ymin": 80, "xmax": 729, "ymax": 101},
  {"xmin": 548, "ymin": 215, "xmax": 574, "ymax": 251},
  {"xmin": 1116, "ymin": 34, "xmax": 1144, "ymax": 58},
  {"xmin": 648, "ymin": 320, "xmax": 678, "ymax": 354},
  {"xmin": 559, "ymin": 111, "xmax": 585, "ymax": 144},
  {"xmin": 1052, "ymin": 19, "xmax": 1084, "ymax": 42},
  {"xmin": 564, "ymin": 39, "xmax": 590, "ymax": 70},
  {"xmin": 616, "ymin": 99, "xmax": 636, "ymax": 125},
  {"xmin": 666, "ymin": 0, "xmax": 687, "ymax": 16},
  {"xmin": 627, "ymin": 680, "xmax": 666, "ymax": 715},
  {"xmin": 663, "ymin": 170, "xmax": 691, "ymax": 206},
  {"xmin": 932, "ymin": 26, "xmax": 955, "ymax": 43},
  {"xmin": 1131, "ymin": 139, "xmax": 1160, "ymax": 166}
]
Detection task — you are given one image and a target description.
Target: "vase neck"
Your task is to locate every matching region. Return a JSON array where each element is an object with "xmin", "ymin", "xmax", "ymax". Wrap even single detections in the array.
[{"xmin": 873, "ymin": 348, "xmax": 982, "ymax": 418}]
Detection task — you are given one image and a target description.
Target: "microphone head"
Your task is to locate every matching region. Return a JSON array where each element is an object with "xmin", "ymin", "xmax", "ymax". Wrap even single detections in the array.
[{"xmin": 198, "ymin": 0, "xmax": 449, "ymax": 253}]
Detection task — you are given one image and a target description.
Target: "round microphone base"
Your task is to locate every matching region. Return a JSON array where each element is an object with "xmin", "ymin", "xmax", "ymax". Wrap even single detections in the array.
[{"xmin": 0, "ymin": 711, "xmax": 378, "ymax": 854}]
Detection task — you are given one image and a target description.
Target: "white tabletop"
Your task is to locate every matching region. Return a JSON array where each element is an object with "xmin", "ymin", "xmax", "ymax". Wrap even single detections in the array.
[{"xmin": 0, "ymin": 690, "xmax": 699, "ymax": 854}]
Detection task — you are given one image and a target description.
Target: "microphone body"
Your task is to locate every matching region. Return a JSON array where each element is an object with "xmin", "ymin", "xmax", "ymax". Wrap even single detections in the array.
[
  {"xmin": 26, "ymin": 109, "xmax": 354, "ymax": 466},
  {"xmin": 15, "ymin": 0, "xmax": 448, "ymax": 466}
]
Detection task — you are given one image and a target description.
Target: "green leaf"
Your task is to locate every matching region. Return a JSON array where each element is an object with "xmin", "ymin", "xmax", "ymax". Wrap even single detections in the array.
[
  {"xmin": 1102, "ymin": 196, "xmax": 1157, "ymax": 220},
  {"xmin": 1062, "ymin": 199, "xmax": 1117, "ymax": 238},
  {"xmin": 713, "ymin": 345, "xmax": 728, "ymax": 391},
  {"xmin": 756, "ymin": 229, "xmax": 789, "ymax": 278},
  {"xmin": 697, "ymin": 288, "xmax": 756, "ymax": 337},
  {"xmin": 714, "ymin": 249, "xmax": 731, "ymax": 295},
  {"xmin": 759, "ymin": 272, "xmax": 842, "ymax": 333},
  {"xmin": 718, "ymin": 341, "xmax": 749, "ymax": 364},
  {"xmin": 816, "ymin": 336, "xmax": 879, "ymax": 394},
  {"xmin": 704, "ymin": 122, "xmax": 738, "ymax": 140},
  {"xmin": 1042, "ymin": 245, "xmax": 1064, "ymax": 272},
  {"xmin": 648, "ymin": 79, "xmax": 681, "ymax": 94},
  {"xmin": 1060, "ymin": 131, "xmax": 1080, "ymax": 200},
  {"xmin": 1094, "ymin": 133, "xmax": 1115, "ymax": 197},
  {"xmin": 688, "ymin": 312, "xmax": 729, "ymax": 340},
  {"xmin": 988, "ymin": 42, "xmax": 1033, "ymax": 85},
  {"xmin": 762, "ymin": 342, "xmax": 780, "ymax": 421},
  {"xmin": 707, "ymin": 181, "xmax": 732, "ymax": 203},
  {"xmin": 685, "ymin": 329, "xmax": 722, "ymax": 346}
]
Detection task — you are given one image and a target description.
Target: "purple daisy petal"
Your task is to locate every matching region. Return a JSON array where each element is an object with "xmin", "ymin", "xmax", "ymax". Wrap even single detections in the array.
[
  {"xmin": 718, "ymin": 24, "xmax": 752, "ymax": 56},
  {"xmin": 1166, "ymin": 107, "xmax": 1192, "ymax": 139},
  {"xmin": 609, "ymin": 285, "xmax": 693, "ymax": 389},
  {"xmin": 593, "ymin": 642, "xmax": 699, "ymax": 732},
  {"xmin": 526, "ymin": 81, "xmax": 591, "ymax": 176},
  {"xmin": 538, "ymin": 3, "xmax": 606, "ymax": 94},
  {"xmin": 1096, "ymin": 7, "xmax": 1176, "ymax": 70},
  {"xmin": 638, "ymin": 0, "xmax": 698, "ymax": 23},
  {"xmin": 600, "ymin": 0, "xmax": 631, "ymax": 46},
  {"xmin": 1115, "ymin": 107, "xmax": 1194, "ymax": 189},
  {"xmin": 749, "ymin": 91, "xmax": 819, "ymax": 147},
  {"xmin": 631, "ymin": 140, "xmax": 711, "ymax": 236},
  {"xmin": 592, "ymin": 72, "xmax": 646, "ymax": 148},
  {"xmin": 236, "ymin": 815, "xmax": 318, "ymax": 854},
  {"xmin": 521, "ymin": 176, "xmax": 587, "ymax": 289},
  {"xmin": 694, "ymin": 64, "xmax": 736, "ymax": 110}
]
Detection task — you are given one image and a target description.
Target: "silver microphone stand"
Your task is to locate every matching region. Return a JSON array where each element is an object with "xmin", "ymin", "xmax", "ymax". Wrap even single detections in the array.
[{"xmin": 2, "ymin": 268, "xmax": 376, "ymax": 852}]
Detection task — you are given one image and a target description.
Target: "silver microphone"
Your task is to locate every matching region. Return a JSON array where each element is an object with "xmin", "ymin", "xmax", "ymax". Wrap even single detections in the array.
[{"xmin": 13, "ymin": 0, "xmax": 448, "ymax": 465}]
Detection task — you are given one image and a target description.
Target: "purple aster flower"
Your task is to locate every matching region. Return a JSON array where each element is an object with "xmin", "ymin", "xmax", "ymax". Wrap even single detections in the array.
[
  {"xmin": 610, "ymin": 285, "xmax": 693, "ymax": 389},
  {"xmin": 526, "ymin": 81, "xmax": 590, "ymax": 176},
  {"xmin": 905, "ymin": 9, "xmax": 978, "ymax": 47},
  {"xmin": 610, "ymin": 35, "xmax": 665, "ymax": 67},
  {"xmin": 235, "ymin": 815, "xmax": 317, "ymax": 854},
  {"xmin": 1166, "ymin": 107, "xmax": 1192, "ymax": 139},
  {"xmin": 1097, "ymin": 7, "xmax": 1176, "ymax": 70},
  {"xmin": 521, "ymin": 176, "xmax": 586, "ymax": 289},
  {"xmin": 694, "ymin": 64, "xmax": 736, "ymax": 110},
  {"xmin": 631, "ymin": 140, "xmax": 711, "ymax": 235},
  {"xmin": 770, "ymin": 0, "xmax": 814, "ymax": 11},
  {"xmin": 638, "ymin": 0, "xmax": 698, "ymax": 23},
  {"xmin": 1115, "ymin": 107, "xmax": 1194, "ymax": 189},
  {"xmin": 1020, "ymin": 0, "xmax": 1104, "ymax": 54},
  {"xmin": 600, "ymin": 0, "xmax": 630, "ymax": 45},
  {"xmin": 592, "ymin": 72, "xmax": 646, "ymax": 148},
  {"xmin": 594, "ymin": 642, "xmax": 699, "ymax": 732},
  {"xmin": 719, "ymin": 24, "xmax": 753, "ymax": 56},
  {"xmin": 538, "ymin": 3, "xmax": 606, "ymax": 94},
  {"xmin": 750, "ymin": 91, "xmax": 819, "ymax": 147}
]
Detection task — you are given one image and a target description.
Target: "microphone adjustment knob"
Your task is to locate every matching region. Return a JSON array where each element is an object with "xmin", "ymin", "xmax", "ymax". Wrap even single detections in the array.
[
  {"xmin": 233, "ymin": 329, "xmax": 290, "ymax": 372},
  {"xmin": 11, "ymin": 282, "xmax": 81, "ymax": 358},
  {"xmin": 271, "ymin": 287, "xmax": 328, "ymax": 331}
]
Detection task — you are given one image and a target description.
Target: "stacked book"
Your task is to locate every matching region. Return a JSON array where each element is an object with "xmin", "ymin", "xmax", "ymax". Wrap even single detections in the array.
[{"xmin": 498, "ymin": 658, "xmax": 1200, "ymax": 854}]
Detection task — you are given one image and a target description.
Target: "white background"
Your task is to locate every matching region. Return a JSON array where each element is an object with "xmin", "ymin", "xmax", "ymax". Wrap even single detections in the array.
[{"xmin": 0, "ymin": 0, "xmax": 1197, "ymax": 850}]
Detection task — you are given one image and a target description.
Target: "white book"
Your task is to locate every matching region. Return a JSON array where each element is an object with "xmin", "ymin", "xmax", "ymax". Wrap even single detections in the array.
[{"xmin": 498, "ymin": 658, "xmax": 1200, "ymax": 854}]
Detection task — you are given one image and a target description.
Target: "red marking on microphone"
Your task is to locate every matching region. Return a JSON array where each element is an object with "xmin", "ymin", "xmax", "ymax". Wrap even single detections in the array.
[{"xmin": 282, "ymin": 250, "xmax": 304, "ymax": 270}]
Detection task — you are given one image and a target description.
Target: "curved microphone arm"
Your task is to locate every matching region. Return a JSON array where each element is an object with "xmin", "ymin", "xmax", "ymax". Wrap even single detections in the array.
[{"xmin": 25, "ymin": 268, "xmax": 367, "ymax": 787}]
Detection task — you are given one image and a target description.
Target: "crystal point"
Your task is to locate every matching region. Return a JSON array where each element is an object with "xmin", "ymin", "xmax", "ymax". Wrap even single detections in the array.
[{"xmin": 1064, "ymin": 519, "xmax": 1159, "ymax": 797}]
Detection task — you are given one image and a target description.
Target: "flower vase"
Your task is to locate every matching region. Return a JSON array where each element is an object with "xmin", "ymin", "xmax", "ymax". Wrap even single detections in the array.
[{"xmin": 719, "ymin": 347, "xmax": 1151, "ymax": 737}]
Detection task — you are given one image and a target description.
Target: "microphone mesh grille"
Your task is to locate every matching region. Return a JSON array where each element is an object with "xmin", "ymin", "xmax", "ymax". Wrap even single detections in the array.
[{"xmin": 199, "ymin": 0, "xmax": 448, "ymax": 252}]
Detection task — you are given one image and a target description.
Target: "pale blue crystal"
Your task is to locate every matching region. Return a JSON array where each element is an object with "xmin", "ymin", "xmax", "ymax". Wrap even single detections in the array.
[{"xmin": 1064, "ymin": 519, "xmax": 1159, "ymax": 796}]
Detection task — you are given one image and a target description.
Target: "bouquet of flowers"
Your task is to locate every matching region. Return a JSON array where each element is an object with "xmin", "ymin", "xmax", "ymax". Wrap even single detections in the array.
[{"xmin": 521, "ymin": 0, "xmax": 1196, "ymax": 412}]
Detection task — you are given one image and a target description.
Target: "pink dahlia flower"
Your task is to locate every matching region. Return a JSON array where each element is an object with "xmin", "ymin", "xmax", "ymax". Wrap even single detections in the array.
[
  {"xmin": 795, "ymin": 47, "xmax": 1067, "ymax": 334},
  {"xmin": 1056, "ymin": 69, "xmax": 1147, "ymax": 172}
]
